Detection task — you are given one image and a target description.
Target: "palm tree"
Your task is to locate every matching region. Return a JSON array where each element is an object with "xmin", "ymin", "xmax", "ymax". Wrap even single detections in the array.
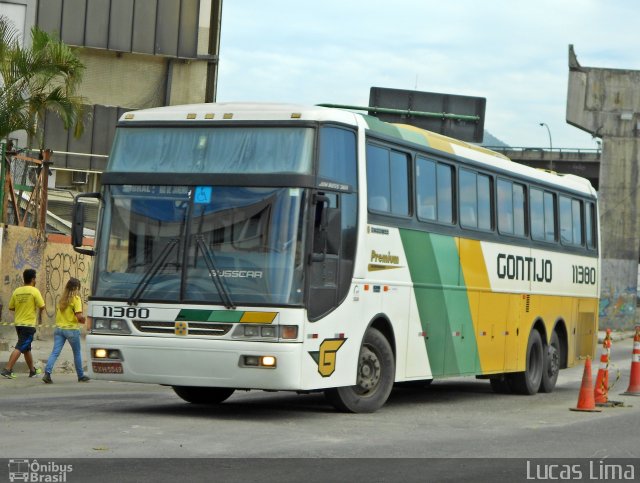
[{"xmin": 0, "ymin": 15, "xmax": 86, "ymax": 147}]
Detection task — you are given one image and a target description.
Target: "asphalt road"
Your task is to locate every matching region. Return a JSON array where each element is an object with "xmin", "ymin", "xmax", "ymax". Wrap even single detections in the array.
[{"xmin": 1, "ymin": 337, "xmax": 639, "ymax": 482}]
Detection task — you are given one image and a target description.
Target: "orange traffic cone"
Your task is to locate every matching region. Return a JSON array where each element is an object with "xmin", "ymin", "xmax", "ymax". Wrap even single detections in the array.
[
  {"xmin": 621, "ymin": 326, "xmax": 640, "ymax": 396},
  {"xmin": 594, "ymin": 329, "xmax": 612, "ymax": 405},
  {"xmin": 570, "ymin": 356, "xmax": 602, "ymax": 412}
]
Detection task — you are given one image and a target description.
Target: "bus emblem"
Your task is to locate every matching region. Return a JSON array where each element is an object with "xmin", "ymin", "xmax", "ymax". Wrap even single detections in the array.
[
  {"xmin": 175, "ymin": 322, "xmax": 188, "ymax": 336},
  {"xmin": 308, "ymin": 338, "xmax": 347, "ymax": 377}
]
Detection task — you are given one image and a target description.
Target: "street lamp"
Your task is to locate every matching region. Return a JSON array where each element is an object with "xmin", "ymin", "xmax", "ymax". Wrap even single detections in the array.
[{"xmin": 539, "ymin": 123, "xmax": 553, "ymax": 171}]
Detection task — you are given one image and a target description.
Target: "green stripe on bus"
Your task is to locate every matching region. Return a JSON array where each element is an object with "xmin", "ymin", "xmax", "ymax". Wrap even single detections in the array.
[
  {"xmin": 208, "ymin": 311, "xmax": 244, "ymax": 322},
  {"xmin": 399, "ymin": 230, "xmax": 480, "ymax": 377},
  {"xmin": 176, "ymin": 309, "xmax": 243, "ymax": 322},
  {"xmin": 364, "ymin": 115, "xmax": 430, "ymax": 147}
]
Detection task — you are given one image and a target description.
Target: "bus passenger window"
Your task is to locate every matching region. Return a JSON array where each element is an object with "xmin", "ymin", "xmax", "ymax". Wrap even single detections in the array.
[
  {"xmin": 513, "ymin": 184, "xmax": 526, "ymax": 236},
  {"xmin": 366, "ymin": 144, "xmax": 390, "ymax": 212},
  {"xmin": 586, "ymin": 202, "xmax": 596, "ymax": 249},
  {"xmin": 497, "ymin": 179, "xmax": 514, "ymax": 234},
  {"xmin": 477, "ymin": 174, "xmax": 491, "ymax": 230},
  {"xmin": 416, "ymin": 156, "xmax": 453, "ymax": 224},
  {"xmin": 455, "ymin": 167, "xmax": 492, "ymax": 230},
  {"xmin": 390, "ymin": 151, "xmax": 409, "ymax": 216},
  {"xmin": 436, "ymin": 163, "xmax": 453, "ymax": 223},
  {"xmin": 366, "ymin": 143, "xmax": 409, "ymax": 216},
  {"xmin": 559, "ymin": 196, "xmax": 572, "ymax": 244},
  {"xmin": 543, "ymin": 191, "xmax": 556, "ymax": 242},
  {"xmin": 416, "ymin": 157, "xmax": 436, "ymax": 220},
  {"xmin": 530, "ymin": 188, "xmax": 546, "ymax": 241},
  {"xmin": 572, "ymin": 199, "xmax": 583, "ymax": 245},
  {"xmin": 460, "ymin": 169, "xmax": 478, "ymax": 228}
]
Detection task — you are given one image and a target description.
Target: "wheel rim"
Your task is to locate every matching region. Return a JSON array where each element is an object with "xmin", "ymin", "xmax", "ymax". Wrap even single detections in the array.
[
  {"xmin": 354, "ymin": 346, "xmax": 381, "ymax": 396},
  {"xmin": 547, "ymin": 344, "xmax": 560, "ymax": 377}
]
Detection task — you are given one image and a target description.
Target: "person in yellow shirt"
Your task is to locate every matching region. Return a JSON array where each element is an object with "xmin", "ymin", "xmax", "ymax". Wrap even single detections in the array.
[
  {"xmin": 1, "ymin": 269, "xmax": 46, "ymax": 379},
  {"xmin": 42, "ymin": 278, "xmax": 90, "ymax": 383}
]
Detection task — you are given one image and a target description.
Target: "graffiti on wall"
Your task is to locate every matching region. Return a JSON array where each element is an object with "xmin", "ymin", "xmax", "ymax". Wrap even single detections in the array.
[
  {"xmin": 599, "ymin": 286, "xmax": 637, "ymax": 330},
  {"xmin": 12, "ymin": 232, "xmax": 44, "ymax": 271},
  {"xmin": 44, "ymin": 252, "xmax": 91, "ymax": 318},
  {"xmin": 1, "ymin": 226, "xmax": 93, "ymax": 329}
]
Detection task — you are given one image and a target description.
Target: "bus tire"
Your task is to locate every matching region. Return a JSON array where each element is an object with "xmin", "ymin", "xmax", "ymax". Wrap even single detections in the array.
[
  {"xmin": 172, "ymin": 386, "xmax": 235, "ymax": 404},
  {"xmin": 539, "ymin": 331, "xmax": 561, "ymax": 393},
  {"xmin": 509, "ymin": 329, "xmax": 543, "ymax": 395},
  {"xmin": 324, "ymin": 328, "xmax": 395, "ymax": 413}
]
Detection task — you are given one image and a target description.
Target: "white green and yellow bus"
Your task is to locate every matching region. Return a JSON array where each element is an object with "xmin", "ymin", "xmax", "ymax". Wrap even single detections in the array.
[{"xmin": 72, "ymin": 102, "xmax": 599, "ymax": 413}]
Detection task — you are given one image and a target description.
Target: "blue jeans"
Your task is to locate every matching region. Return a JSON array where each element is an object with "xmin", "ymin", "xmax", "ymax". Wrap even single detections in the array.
[{"xmin": 45, "ymin": 328, "xmax": 85, "ymax": 378}]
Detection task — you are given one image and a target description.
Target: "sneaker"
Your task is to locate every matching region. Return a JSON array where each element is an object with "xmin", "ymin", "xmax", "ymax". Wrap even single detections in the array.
[
  {"xmin": 29, "ymin": 368, "xmax": 43, "ymax": 378},
  {"xmin": 42, "ymin": 372, "xmax": 52, "ymax": 384},
  {"xmin": 1, "ymin": 368, "xmax": 16, "ymax": 379},
  {"xmin": 78, "ymin": 375, "xmax": 90, "ymax": 382}
]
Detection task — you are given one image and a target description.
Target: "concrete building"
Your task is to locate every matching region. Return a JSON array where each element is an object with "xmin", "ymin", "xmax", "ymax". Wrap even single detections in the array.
[
  {"xmin": 567, "ymin": 45, "xmax": 640, "ymax": 329},
  {"xmin": 1, "ymin": 0, "xmax": 222, "ymax": 191}
]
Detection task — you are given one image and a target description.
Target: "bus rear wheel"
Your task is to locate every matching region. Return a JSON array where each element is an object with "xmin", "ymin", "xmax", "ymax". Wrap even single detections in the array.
[
  {"xmin": 539, "ymin": 331, "xmax": 561, "ymax": 393},
  {"xmin": 324, "ymin": 328, "xmax": 395, "ymax": 413},
  {"xmin": 509, "ymin": 329, "xmax": 544, "ymax": 395},
  {"xmin": 172, "ymin": 386, "xmax": 235, "ymax": 404}
]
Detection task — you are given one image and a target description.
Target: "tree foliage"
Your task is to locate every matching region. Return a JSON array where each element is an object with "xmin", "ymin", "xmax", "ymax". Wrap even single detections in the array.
[{"xmin": 0, "ymin": 15, "xmax": 86, "ymax": 146}]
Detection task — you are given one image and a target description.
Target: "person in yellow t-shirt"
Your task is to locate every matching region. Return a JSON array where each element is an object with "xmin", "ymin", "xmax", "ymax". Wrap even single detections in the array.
[
  {"xmin": 42, "ymin": 278, "xmax": 90, "ymax": 383},
  {"xmin": 2, "ymin": 269, "xmax": 46, "ymax": 379}
]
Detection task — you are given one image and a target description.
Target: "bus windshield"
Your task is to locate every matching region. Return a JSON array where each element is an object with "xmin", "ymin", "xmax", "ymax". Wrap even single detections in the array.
[
  {"xmin": 108, "ymin": 127, "xmax": 315, "ymax": 174},
  {"xmin": 94, "ymin": 185, "xmax": 307, "ymax": 305}
]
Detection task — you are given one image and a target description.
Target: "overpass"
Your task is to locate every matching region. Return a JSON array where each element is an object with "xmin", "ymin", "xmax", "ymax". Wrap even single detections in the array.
[{"xmin": 484, "ymin": 147, "xmax": 601, "ymax": 190}]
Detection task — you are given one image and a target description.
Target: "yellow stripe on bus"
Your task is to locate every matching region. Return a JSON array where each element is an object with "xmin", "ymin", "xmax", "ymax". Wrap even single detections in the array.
[
  {"xmin": 239, "ymin": 312, "xmax": 278, "ymax": 324},
  {"xmin": 458, "ymin": 238, "xmax": 515, "ymax": 374}
]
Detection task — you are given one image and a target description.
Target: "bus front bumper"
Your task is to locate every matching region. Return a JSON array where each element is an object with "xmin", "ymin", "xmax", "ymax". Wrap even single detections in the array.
[{"xmin": 87, "ymin": 335, "xmax": 304, "ymax": 390}]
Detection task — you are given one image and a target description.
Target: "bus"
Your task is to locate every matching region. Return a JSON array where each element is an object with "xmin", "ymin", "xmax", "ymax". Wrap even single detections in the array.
[{"xmin": 72, "ymin": 102, "xmax": 599, "ymax": 413}]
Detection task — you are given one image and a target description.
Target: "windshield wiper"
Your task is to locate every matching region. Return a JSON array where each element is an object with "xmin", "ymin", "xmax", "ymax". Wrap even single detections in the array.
[
  {"xmin": 127, "ymin": 238, "xmax": 179, "ymax": 306},
  {"xmin": 194, "ymin": 235, "xmax": 236, "ymax": 309}
]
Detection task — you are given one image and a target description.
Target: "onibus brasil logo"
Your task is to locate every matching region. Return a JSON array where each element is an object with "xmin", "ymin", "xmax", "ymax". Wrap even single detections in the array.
[{"xmin": 8, "ymin": 459, "xmax": 72, "ymax": 482}]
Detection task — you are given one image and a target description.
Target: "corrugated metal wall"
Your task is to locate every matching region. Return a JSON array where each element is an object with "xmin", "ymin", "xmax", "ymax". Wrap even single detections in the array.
[
  {"xmin": 36, "ymin": 0, "xmax": 201, "ymax": 59},
  {"xmin": 42, "ymin": 104, "xmax": 129, "ymax": 172}
]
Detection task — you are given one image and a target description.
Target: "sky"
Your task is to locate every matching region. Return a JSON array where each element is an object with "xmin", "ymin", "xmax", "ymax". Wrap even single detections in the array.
[{"xmin": 216, "ymin": 0, "xmax": 640, "ymax": 149}]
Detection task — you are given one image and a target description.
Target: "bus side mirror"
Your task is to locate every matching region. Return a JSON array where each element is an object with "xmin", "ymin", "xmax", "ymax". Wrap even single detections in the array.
[
  {"xmin": 72, "ymin": 192, "xmax": 100, "ymax": 256},
  {"xmin": 71, "ymin": 203, "xmax": 85, "ymax": 247}
]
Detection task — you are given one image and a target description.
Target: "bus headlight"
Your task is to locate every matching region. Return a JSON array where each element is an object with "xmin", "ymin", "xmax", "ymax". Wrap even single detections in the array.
[
  {"xmin": 91, "ymin": 318, "xmax": 131, "ymax": 335},
  {"xmin": 240, "ymin": 355, "xmax": 277, "ymax": 368},
  {"xmin": 231, "ymin": 324, "xmax": 299, "ymax": 340},
  {"xmin": 92, "ymin": 348, "xmax": 123, "ymax": 360}
]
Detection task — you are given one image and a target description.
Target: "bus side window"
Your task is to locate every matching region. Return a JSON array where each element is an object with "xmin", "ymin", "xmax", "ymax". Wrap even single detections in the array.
[
  {"xmin": 530, "ymin": 188, "xmax": 545, "ymax": 241},
  {"xmin": 459, "ymin": 168, "xmax": 478, "ymax": 228},
  {"xmin": 585, "ymin": 201, "xmax": 596, "ymax": 249},
  {"xmin": 497, "ymin": 179, "xmax": 514, "ymax": 234},
  {"xmin": 416, "ymin": 157, "xmax": 437, "ymax": 221},
  {"xmin": 366, "ymin": 143, "xmax": 409, "ymax": 216},
  {"xmin": 532, "ymin": 188, "xmax": 556, "ymax": 243},
  {"xmin": 318, "ymin": 126, "xmax": 357, "ymax": 188},
  {"xmin": 543, "ymin": 191, "xmax": 556, "ymax": 242},
  {"xmin": 366, "ymin": 144, "xmax": 390, "ymax": 213}
]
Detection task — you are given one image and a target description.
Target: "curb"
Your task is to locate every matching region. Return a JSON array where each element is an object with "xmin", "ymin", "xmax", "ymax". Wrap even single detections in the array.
[{"xmin": 597, "ymin": 330, "xmax": 635, "ymax": 343}]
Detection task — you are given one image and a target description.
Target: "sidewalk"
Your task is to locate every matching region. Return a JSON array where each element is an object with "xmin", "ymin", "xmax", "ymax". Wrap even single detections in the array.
[
  {"xmin": 0, "ymin": 332, "xmax": 90, "ymax": 375},
  {"xmin": 598, "ymin": 329, "xmax": 636, "ymax": 343}
]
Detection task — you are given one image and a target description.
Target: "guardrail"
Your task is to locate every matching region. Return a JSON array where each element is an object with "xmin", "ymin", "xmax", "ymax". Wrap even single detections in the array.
[{"xmin": 484, "ymin": 146, "xmax": 601, "ymax": 156}]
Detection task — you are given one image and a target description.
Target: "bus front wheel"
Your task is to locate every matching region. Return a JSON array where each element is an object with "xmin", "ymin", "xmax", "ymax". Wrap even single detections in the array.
[
  {"xmin": 509, "ymin": 329, "xmax": 544, "ymax": 395},
  {"xmin": 324, "ymin": 328, "xmax": 395, "ymax": 413},
  {"xmin": 172, "ymin": 386, "xmax": 235, "ymax": 404}
]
